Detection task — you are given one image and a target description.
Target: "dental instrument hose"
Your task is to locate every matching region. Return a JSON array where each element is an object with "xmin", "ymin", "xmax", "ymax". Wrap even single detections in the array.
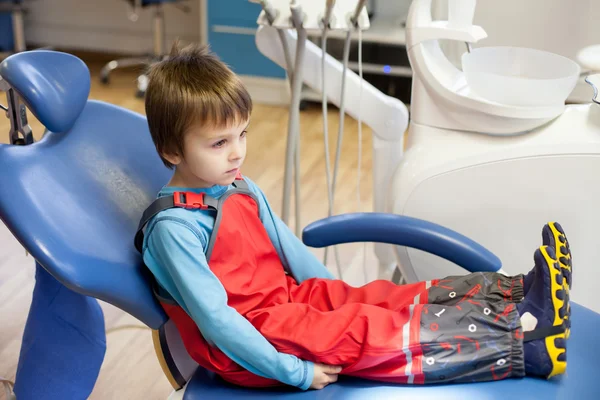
[
  {"xmin": 322, "ymin": 28, "xmax": 352, "ymax": 278},
  {"xmin": 261, "ymin": 0, "xmax": 302, "ymax": 237},
  {"xmin": 332, "ymin": 1, "xmax": 367, "ymax": 211},
  {"xmin": 356, "ymin": 24, "xmax": 368, "ymax": 283},
  {"xmin": 347, "ymin": 3, "xmax": 369, "ymax": 283},
  {"xmin": 281, "ymin": 1, "xmax": 306, "ymax": 236},
  {"xmin": 326, "ymin": 2, "xmax": 367, "ymax": 281},
  {"xmin": 320, "ymin": 1, "xmax": 344, "ymax": 279},
  {"xmin": 259, "ymin": 1, "xmax": 294, "ymax": 84},
  {"xmin": 329, "ymin": 28, "xmax": 352, "ymax": 221}
]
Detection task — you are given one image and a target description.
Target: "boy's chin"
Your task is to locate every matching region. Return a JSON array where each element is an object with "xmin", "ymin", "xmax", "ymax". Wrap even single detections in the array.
[{"xmin": 216, "ymin": 176, "xmax": 237, "ymax": 186}]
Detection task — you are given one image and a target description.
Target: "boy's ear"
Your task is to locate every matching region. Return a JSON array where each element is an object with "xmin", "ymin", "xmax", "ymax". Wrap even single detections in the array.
[{"xmin": 162, "ymin": 151, "xmax": 182, "ymax": 166}]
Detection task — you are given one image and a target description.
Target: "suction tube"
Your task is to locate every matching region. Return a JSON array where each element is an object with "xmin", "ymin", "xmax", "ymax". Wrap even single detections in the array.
[
  {"xmin": 356, "ymin": 24, "xmax": 367, "ymax": 283},
  {"xmin": 321, "ymin": 0, "xmax": 344, "ymax": 279},
  {"xmin": 260, "ymin": 0, "xmax": 303, "ymax": 236},
  {"xmin": 281, "ymin": 1, "xmax": 307, "ymax": 236},
  {"xmin": 330, "ymin": 30, "xmax": 351, "ymax": 215},
  {"xmin": 259, "ymin": 1, "xmax": 294, "ymax": 84},
  {"xmin": 323, "ymin": 0, "xmax": 369, "ymax": 280}
]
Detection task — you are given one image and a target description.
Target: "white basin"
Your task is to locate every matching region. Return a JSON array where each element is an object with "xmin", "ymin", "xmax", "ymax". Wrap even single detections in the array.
[{"xmin": 462, "ymin": 46, "xmax": 581, "ymax": 107}]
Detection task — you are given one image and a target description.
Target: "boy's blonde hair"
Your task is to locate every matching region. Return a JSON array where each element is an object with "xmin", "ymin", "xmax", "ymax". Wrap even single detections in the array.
[{"xmin": 145, "ymin": 42, "xmax": 252, "ymax": 169}]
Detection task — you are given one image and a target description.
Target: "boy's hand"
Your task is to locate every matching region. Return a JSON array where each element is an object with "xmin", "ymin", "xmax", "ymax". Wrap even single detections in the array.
[{"xmin": 310, "ymin": 363, "xmax": 342, "ymax": 390}]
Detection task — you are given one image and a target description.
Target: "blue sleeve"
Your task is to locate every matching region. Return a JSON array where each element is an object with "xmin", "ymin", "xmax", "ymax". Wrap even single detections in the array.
[
  {"xmin": 145, "ymin": 218, "xmax": 314, "ymax": 390},
  {"xmin": 244, "ymin": 177, "xmax": 335, "ymax": 283}
]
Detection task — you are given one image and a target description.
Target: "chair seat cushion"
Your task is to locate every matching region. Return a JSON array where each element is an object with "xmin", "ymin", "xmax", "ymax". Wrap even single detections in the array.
[{"xmin": 183, "ymin": 302, "xmax": 599, "ymax": 399}]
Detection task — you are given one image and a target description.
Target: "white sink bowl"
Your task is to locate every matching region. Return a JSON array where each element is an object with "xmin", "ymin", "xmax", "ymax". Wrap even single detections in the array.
[{"xmin": 462, "ymin": 46, "xmax": 581, "ymax": 107}]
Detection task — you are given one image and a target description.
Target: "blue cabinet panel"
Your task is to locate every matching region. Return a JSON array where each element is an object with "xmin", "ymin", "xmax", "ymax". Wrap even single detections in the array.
[
  {"xmin": 208, "ymin": 0, "xmax": 263, "ymax": 28},
  {"xmin": 206, "ymin": 0, "xmax": 286, "ymax": 79},
  {"xmin": 208, "ymin": 30, "xmax": 286, "ymax": 78},
  {"xmin": 0, "ymin": 13, "xmax": 14, "ymax": 52}
]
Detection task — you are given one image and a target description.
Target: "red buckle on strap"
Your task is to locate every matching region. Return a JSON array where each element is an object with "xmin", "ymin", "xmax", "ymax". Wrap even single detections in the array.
[{"xmin": 173, "ymin": 191, "xmax": 208, "ymax": 210}]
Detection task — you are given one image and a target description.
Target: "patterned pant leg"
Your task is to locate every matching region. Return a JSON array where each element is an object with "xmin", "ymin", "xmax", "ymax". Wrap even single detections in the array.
[
  {"xmin": 419, "ymin": 272, "xmax": 525, "ymax": 306},
  {"xmin": 245, "ymin": 300, "xmax": 525, "ymax": 385},
  {"xmin": 418, "ymin": 301, "xmax": 525, "ymax": 383}
]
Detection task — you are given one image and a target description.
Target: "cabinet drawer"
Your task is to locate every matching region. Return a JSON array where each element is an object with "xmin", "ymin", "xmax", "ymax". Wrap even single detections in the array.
[
  {"xmin": 207, "ymin": 0, "xmax": 262, "ymax": 28},
  {"xmin": 208, "ymin": 30, "xmax": 286, "ymax": 79}
]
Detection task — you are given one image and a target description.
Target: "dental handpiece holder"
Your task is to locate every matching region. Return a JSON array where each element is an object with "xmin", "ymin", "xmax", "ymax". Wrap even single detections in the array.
[
  {"xmin": 406, "ymin": 0, "xmax": 581, "ymax": 136},
  {"xmin": 255, "ymin": 0, "xmax": 370, "ymax": 32}
]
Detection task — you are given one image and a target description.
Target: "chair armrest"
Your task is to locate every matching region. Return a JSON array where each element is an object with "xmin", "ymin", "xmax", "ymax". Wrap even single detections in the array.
[{"xmin": 302, "ymin": 213, "xmax": 501, "ymax": 273}]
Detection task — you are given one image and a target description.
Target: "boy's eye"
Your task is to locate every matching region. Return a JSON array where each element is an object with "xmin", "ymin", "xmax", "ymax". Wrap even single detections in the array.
[
  {"xmin": 213, "ymin": 139, "xmax": 226, "ymax": 148},
  {"xmin": 240, "ymin": 130, "xmax": 247, "ymax": 138}
]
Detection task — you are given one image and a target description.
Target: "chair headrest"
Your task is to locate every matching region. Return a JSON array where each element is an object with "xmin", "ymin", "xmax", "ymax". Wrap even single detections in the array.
[{"xmin": 0, "ymin": 50, "xmax": 90, "ymax": 133}]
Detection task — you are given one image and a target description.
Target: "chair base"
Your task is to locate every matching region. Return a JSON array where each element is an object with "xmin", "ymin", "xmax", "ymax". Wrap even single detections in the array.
[{"xmin": 99, "ymin": 2, "xmax": 169, "ymax": 98}]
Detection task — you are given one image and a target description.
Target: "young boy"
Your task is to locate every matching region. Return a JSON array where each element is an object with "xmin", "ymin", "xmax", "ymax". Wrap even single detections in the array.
[{"xmin": 136, "ymin": 43, "xmax": 571, "ymax": 391}]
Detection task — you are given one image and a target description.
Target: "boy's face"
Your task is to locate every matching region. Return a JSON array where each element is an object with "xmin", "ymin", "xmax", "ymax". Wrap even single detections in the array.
[{"xmin": 164, "ymin": 118, "xmax": 249, "ymax": 188}]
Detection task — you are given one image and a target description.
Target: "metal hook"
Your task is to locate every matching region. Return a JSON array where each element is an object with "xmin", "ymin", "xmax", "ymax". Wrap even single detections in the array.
[
  {"xmin": 585, "ymin": 74, "xmax": 600, "ymax": 105},
  {"xmin": 350, "ymin": 0, "xmax": 367, "ymax": 29},
  {"xmin": 5, "ymin": 88, "xmax": 33, "ymax": 145}
]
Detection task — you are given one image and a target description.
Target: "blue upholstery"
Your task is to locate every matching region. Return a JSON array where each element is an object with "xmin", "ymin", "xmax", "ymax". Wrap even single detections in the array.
[
  {"xmin": 0, "ymin": 51, "xmax": 175, "ymax": 328},
  {"xmin": 181, "ymin": 303, "xmax": 600, "ymax": 399},
  {"xmin": 303, "ymin": 213, "xmax": 502, "ymax": 273},
  {"xmin": 0, "ymin": 50, "xmax": 90, "ymax": 132},
  {"xmin": 0, "ymin": 50, "xmax": 170, "ymax": 399},
  {"xmin": 0, "ymin": 99, "xmax": 172, "ymax": 328}
]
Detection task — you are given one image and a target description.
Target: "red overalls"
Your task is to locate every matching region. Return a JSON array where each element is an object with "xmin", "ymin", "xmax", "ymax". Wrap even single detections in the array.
[{"xmin": 139, "ymin": 176, "xmax": 525, "ymax": 387}]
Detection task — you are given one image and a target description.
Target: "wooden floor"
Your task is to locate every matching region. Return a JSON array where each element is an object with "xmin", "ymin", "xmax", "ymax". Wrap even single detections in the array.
[{"xmin": 0, "ymin": 53, "xmax": 381, "ymax": 399}]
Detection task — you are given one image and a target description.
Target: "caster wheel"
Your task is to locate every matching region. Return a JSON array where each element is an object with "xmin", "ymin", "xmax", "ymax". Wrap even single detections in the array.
[
  {"xmin": 136, "ymin": 74, "xmax": 149, "ymax": 99},
  {"xmin": 100, "ymin": 73, "xmax": 110, "ymax": 85},
  {"xmin": 299, "ymin": 100, "xmax": 309, "ymax": 111}
]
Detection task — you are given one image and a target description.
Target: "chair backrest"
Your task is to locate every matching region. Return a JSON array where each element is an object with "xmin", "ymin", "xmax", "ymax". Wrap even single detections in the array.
[{"xmin": 0, "ymin": 50, "xmax": 172, "ymax": 329}]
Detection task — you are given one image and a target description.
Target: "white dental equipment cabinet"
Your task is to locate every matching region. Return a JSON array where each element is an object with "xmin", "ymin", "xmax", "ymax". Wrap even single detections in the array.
[
  {"xmin": 253, "ymin": 0, "xmax": 600, "ymax": 315},
  {"xmin": 389, "ymin": 0, "xmax": 600, "ymax": 314}
]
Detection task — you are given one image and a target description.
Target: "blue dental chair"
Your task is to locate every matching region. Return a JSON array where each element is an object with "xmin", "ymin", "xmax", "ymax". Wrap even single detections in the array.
[{"xmin": 0, "ymin": 50, "xmax": 598, "ymax": 400}]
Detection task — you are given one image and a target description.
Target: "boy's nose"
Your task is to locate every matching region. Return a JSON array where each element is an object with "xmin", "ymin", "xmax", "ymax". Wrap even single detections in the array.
[{"xmin": 230, "ymin": 144, "xmax": 243, "ymax": 160}]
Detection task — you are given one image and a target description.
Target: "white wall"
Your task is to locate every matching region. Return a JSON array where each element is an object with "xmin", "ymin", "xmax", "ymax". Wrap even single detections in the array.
[
  {"xmin": 22, "ymin": 0, "xmax": 600, "ymax": 59},
  {"xmin": 433, "ymin": 0, "xmax": 600, "ymax": 102},
  {"xmin": 371, "ymin": 0, "xmax": 412, "ymax": 21},
  {"xmin": 434, "ymin": 0, "xmax": 600, "ymax": 62},
  {"xmin": 23, "ymin": 0, "xmax": 201, "ymax": 54},
  {"xmin": 472, "ymin": 0, "xmax": 599, "ymax": 60}
]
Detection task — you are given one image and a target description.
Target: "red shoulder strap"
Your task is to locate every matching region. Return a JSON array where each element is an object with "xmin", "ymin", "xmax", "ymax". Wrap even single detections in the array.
[{"xmin": 134, "ymin": 191, "xmax": 218, "ymax": 253}]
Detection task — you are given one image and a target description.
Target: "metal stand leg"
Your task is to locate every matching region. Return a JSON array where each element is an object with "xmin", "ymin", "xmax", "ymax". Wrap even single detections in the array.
[
  {"xmin": 100, "ymin": 56, "xmax": 154, "ymax": 85},
  {"xmin": 14, "ymin": 263, "xmax": 107, "ymax": 400},
  {"xmin": 153, "ymin": 5, "xmax": 165, "ymax": 58},
  {"xmin": 101, "ymin": 4, "xmax": 168, "ymax": 98},
  {"xmin": 11, "ymin": 5, "xmax": 25, "ymax": 53},
  {"xmin": 130, "ymin": 4, "xmax": 166, "ymax": 98}
]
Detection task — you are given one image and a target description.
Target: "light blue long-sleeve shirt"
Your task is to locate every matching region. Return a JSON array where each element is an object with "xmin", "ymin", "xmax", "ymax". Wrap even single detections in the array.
[{"xmin": 142, "ymin": 176, "xmax": 334, "ymax": 390}]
